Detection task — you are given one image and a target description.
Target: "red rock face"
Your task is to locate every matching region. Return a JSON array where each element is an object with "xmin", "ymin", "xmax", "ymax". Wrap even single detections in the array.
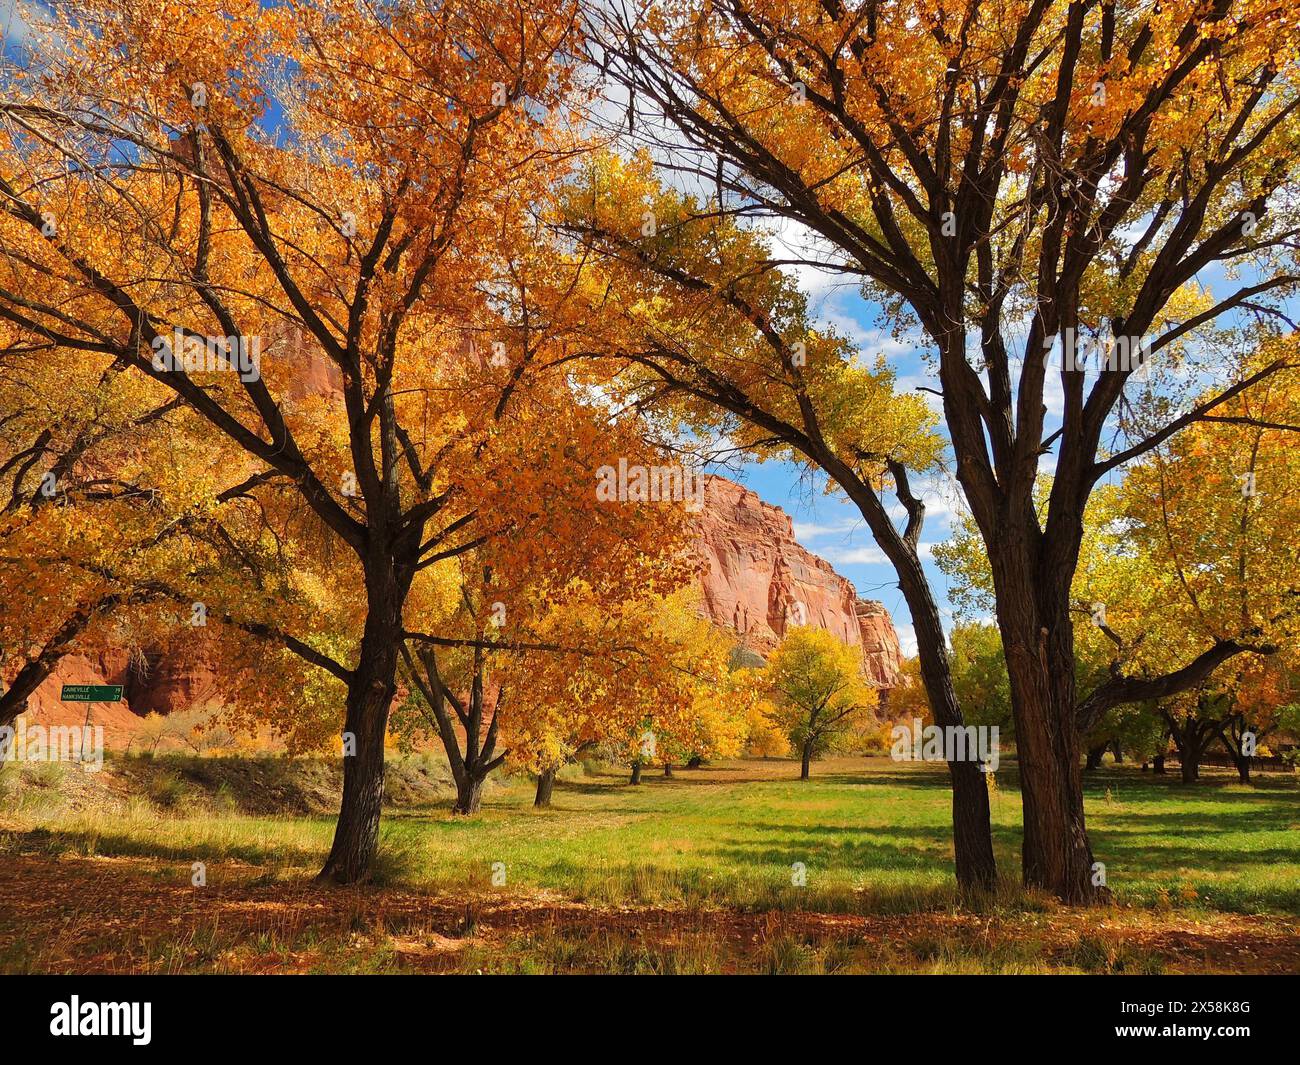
[
  {"xmin": 23, "ymin": 650, "xmax": 146, "ymax": 745},
  {"xmin": 854, "ymin": 599, "xmax": 905, "ymax": 689},
  {"xmin": 694, "ymin": 476, "xmax": 902, "ymax": 689},
  {"xmin": 24, "ymin": 647, "xmax": 223, "ymax": 737}
]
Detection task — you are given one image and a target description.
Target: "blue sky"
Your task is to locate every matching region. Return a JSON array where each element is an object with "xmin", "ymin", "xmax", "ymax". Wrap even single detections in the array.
[{"xmin": 726, "ymin": 279, "xmax": 961, "ymax": 658}]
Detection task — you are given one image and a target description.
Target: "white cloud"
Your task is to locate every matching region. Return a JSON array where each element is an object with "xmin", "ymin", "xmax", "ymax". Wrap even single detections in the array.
[
  {"xmin": 792, "ymin": 517, "xmax": 858, "ymax": 541},
  {"xmin": 820, "ymin": 545, "xmax": 889, "ymax": 566},
  {"xmin": 895, "ymin": 623, "xmax": 918, "ymax": 658},
  {"xmin": 819, "ymin": 542, "xmax": 934, "ymax": 566},
  {"xmin": 768, "ymin": 216, "xmax": 852, "ymax": 301}
]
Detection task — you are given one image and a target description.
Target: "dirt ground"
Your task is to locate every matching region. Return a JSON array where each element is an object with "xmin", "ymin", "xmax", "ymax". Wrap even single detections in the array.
[{"xmin": 4, "ymin": 853, "xmax": 1298, "ymax": 974}]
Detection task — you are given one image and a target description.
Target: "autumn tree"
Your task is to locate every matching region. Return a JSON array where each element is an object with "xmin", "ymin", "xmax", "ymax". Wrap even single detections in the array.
[
  {"xmin": 575, "ymin": 0, "xmax": 1300, "ymax": 900},
  {"xmin": 1212, "ymin": 658, "xmax": 1296, "ymax": 783},
  {"xmin": 0, "ymin": 0, "xmax": 593, "ymax": 882},
  {"xmin": 0, "ymin": 348, "xmax": 192, "ymax": 729},
  {"xmin": 393, "ymin": 410, "xmax": 699, "ymax": 814},
  {"xmin": 762, "ymin": 626, "xmax": 876, "ymax": 779},
  {"xmin": 940, "ymin": 369, "xmax": 1300, "ymax": 785},
  {"xmin": 616, "ymin": 592, "xmax": 756, "ymax": 781},
  {"xmin": 0, "ymin": 327, "xmax": 318, "ymax": 737}
]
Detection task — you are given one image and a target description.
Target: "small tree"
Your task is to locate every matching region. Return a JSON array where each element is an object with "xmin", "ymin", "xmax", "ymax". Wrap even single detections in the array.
[{"xmin": 763, "ymin": 627, "xmax": 876, "ymax": 780}]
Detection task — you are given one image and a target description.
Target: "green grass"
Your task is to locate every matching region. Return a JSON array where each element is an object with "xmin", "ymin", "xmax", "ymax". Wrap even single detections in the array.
[{"xmin": 3, "ymin": 754, "xmax": 1298, "ymax": 917}]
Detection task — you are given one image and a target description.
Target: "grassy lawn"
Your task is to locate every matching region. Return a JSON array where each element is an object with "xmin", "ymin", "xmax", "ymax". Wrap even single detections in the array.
[{"xmin": 2, "ymin": 754, "xmax": 1298, "ymax": 973}]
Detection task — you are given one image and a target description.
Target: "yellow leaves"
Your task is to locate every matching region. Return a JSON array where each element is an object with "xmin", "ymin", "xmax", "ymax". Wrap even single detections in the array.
[
  {"xmin": 1095, "ymin": 359, "xmax": 1300, "ymax": 679},
  {"xmin": 565, "ymin": 152, "xmax": 943, "ymax": 481},
  {"xmin": 762, "ymin": 625, "xmax": 877, "ymax": 746}
]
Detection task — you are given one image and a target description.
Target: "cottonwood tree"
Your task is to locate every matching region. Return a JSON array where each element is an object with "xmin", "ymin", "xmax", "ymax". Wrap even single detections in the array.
[
  {"xmin": 490, "ymin": 591, "xmax": 752, "ymax": 804},
  {"xmin": 0, "ymin": 348, "xmax": 185, "ymax": 729},
  {"xmin": 1210, "ymin": 659, "xmax": 1296, "ymax": 783},
  {"xmin": 577, "ymin": 0, "xmax": 1300, "ymax": 900},
  {"xmin": 392, "ymin": 408, "xmax": 699, "ymax": 814},
  {"xmin": 941, "ymin": 365, "xmax": 1300, "ymax": 781},
  {"xmin": 564, "ymin": 152, "xmax": 994, "ymax": 886},
  {"xmin": 0, "ymin": 330, "xmax": 306, "ymax": 734},
  {"xmin": 0, "ymin": 0, "xmax": 589, "ymax": 881},
  {"xmin": 620, "ymin": 596, "xmax": 757, "ymax": 777},
  {"xmin": 763, "ymin": 625, "xmax": 876, "ymax": 779}
]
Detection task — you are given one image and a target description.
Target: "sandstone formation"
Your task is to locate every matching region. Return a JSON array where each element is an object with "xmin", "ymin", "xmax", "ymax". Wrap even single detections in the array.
[
  {"xmin": 23, "ymin": 648, "xmax": 223, "ymax": 742},
  {"xmin": 693, "ymin": 476, "xmax": 902, "ymax": 689}
]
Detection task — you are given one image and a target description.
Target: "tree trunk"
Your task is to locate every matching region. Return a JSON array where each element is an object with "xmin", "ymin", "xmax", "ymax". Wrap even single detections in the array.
[
  {"xmin": 534, "ymin": 768, "xmax": 556, "ymax": 807},
  {"xmin": 994, "ymin": 565, "xmax": 1100, "ymax": 904},
  {"xmin": 454, "ymin": 773, "xmax": 484, "ymax": 815},
  {"xmin": 0, "ymin": 664, "xmax": 49, "ymax": 732},
  {"xmin": 886, "ymin": 535, "xmax": 997, "ymax": 893},
  {"xmin": 1110, "ymin": 740, "xmax": 1124, "ymax": 764},
  {"xmin": 663, "ymin": 762, "xmax": 673, "ymax": 778},
  {"xmin": 629, "ymin": 761, "xmax": 642, "ymax": 785},
  {"xmin": 1085, "ymin": 743, "xmax": 1107, "ymax": 771},
  {"xmin": 0, "ymin": 605, "xmax": 104, "ymax": 732},
  {"xmin": 1180, "ymin": 754, "xmax": 1199, "ymax": 783},
  {"xmin": 830, "ymin": 465, "xmax": 997, "ymax": 894},
  {"xmin": 1153, "ymin": 754, "xmax": 1166, "ymax": 774},
  {"xmin": 800, "ymin": 741, "xmax": 812, "ymax": 780},
  {"xmin": 318, "ymin": 560, "xmax": 407, "ymax": 885},
  {"xmin": 1218, "ymin": 728, "xmax": 1252, "ymax": 785},
  {"xmin": 318, "ymin": 645, "xmax": 396, "ymax": 884}
]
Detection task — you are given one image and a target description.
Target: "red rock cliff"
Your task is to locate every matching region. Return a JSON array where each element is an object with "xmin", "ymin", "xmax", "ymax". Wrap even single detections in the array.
[{"xmin": 695, "ymin": 476, "xmax": 901, "ymax": 688}]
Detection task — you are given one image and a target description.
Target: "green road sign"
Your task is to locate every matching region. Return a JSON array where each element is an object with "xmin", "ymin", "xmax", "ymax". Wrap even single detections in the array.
[{"xmin": 60, "ymin": 684, "xmax": 123, "ymax": 702}]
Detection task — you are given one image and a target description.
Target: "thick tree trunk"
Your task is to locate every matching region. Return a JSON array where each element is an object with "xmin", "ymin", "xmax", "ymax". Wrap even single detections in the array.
[
  {"xmin": 0, "ymin": 665, "xmax": 48, "ymax": 732},
  {"xmin": 994, "ymin": 560, "xmax": 1100, "ymax": 904},
  {"xmin": 1235, "ymin": 757, "xmax": 1251, "ymax": 785},
  {"xmin": 800, "ymin": 741, "xmax": 812, "ymax": 780},
  {"xmin": 1084, "ymin": 743, "xmax": 1107, "ymax": 771},
  {"xmin": 1110, "ymin": 740, "xmax": 1123, "ymax": 764},
  {"xmin": 454, "ymin": 774, "xmax": 484, "ymax": 815},
  {"xmin": 318, "ymin": 647, "xmax": 396, "ymax": 884},
  {"xmin": 534, "ymin": 768, "xmax": 556, "ymax": 807},
  {"xmin": 663, "ymin": 762, "xmax": 673, "ymax": 778},
  {"xmin": 629, "ymin": 761, "xmax": 642, "ymax": 785},
  {"xmin": 318, "ymin": 560, "xmax": 408, "ymax": 885},
  {"xmin": 1180, "ymin": 753, "xmax": 1200, "ymax": 783},
  {"xmin": 1153, "ymin": 754, "xmax": 1166, "ymax": 774}
]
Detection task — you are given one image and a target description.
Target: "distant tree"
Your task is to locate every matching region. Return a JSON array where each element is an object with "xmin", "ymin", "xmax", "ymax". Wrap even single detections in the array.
[
  {"xmin": 763, "ymin": 627, "xmax": 876, "ymax": 780},
  {"xmin": 948, "ymin": 624, "xmax": 1013, "ymax": 738}
]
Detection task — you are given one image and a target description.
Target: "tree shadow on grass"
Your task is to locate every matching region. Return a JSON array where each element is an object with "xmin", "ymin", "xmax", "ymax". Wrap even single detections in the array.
[{"xmin": 0, "ymin": 825, "xmax": 326, "ymax": 867}]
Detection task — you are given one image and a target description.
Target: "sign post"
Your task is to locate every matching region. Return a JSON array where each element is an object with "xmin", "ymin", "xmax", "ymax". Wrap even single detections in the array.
[{"xmin": 60, "ymin": 685, "xmax": 124, "ymax": 761}]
